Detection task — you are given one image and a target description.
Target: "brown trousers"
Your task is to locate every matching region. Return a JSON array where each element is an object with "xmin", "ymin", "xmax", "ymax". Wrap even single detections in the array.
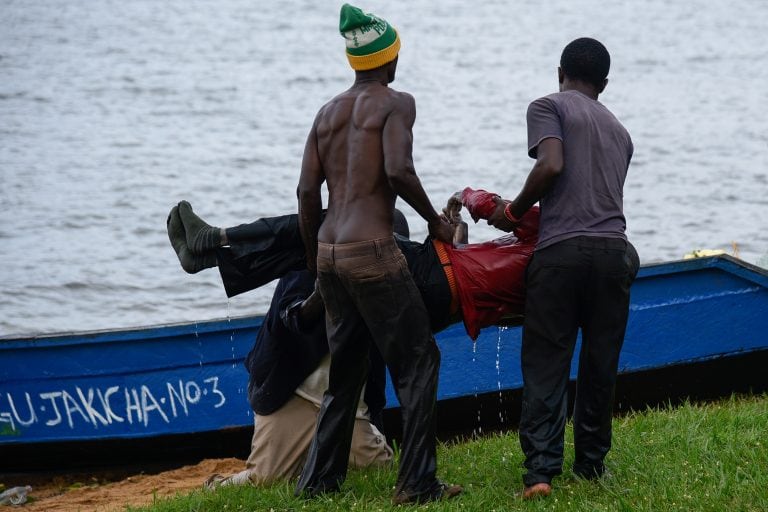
[{"xmin": 296, "ymin": 237, "xmax": 442, "ymax": 499}]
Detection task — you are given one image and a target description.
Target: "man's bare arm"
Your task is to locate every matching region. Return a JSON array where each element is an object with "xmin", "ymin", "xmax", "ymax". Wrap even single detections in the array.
[
  {"xmin": 507, "ymin": 137, "xmax": 563, "ymax": 218},
  {"xmin": 382, "ymin": 94, "xmax": 453, "ymax": 243},
  {"xmin": 487, "ymin": 137, "xmax": 563, "ymax": 232},
  {"xmin": 297, "ymin": 122, "xmax": 325, "ymax": 273}
]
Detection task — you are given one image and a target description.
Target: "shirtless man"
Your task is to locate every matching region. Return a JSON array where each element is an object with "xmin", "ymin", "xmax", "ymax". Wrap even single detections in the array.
[{"xmin": 293, "ymin": 4, "xmax": 460, "ymax": 505}]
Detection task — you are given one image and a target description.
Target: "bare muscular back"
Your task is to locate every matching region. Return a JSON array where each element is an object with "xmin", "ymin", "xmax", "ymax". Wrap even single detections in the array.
[
  {"xmin": 297, "ymin": 77, "xmax": 452, "ymax": 270},
  {"xmin": 314, "ymin": 83, "xmax": 405, "ymax": 244}
]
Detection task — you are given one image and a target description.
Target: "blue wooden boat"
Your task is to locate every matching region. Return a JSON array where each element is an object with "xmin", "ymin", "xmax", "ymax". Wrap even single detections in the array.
[{"xmin": 1, "ymin": 255, "xmax": 766, "ymax": 467}]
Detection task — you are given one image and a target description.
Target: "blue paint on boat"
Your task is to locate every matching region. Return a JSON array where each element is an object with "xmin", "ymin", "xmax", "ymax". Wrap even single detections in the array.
[
  {"xmin": 0, "ymin": 316, "xmax": 261, "ymax": 443},
  {"xmin": 427, "ymin": 255, "xmax": 768, "ymax": 408},
  {"xmin": 1, "ymin": 256, "xmax": 766, "ymax": 445}
]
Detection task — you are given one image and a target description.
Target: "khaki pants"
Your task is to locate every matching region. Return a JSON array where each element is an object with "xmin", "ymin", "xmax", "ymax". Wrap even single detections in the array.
[{"xmin": 217, "ymin": 394, "xmax": 393, "ymax": 487}]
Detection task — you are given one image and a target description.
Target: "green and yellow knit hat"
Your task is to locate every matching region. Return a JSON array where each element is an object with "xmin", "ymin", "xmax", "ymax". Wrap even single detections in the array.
[{"xmin": 339, "ymin": 4, "xmax": 401, "ymax": 71}]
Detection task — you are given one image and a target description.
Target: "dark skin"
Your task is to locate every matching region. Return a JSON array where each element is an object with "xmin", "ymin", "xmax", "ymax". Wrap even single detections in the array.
[
  {"xmin": 298, "ymin": 56, "xmax": 454, "ymax": 272},
  {"xmin": 487, "ymin": 68, "xmax": 608, "ymax": 232}
]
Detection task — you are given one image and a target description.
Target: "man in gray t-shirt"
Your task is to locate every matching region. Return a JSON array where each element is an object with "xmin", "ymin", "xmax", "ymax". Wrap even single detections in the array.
[
  {"xmin": 525, "ymin": 87, "xmax": 633, "ymax": 249},
  {"xmin": 487, "ymin": 37, "xmax": 639, "ymax": 499}
]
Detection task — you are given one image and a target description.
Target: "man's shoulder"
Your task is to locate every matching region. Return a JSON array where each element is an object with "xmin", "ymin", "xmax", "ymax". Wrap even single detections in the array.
[
  {"xmin": 387, "ymin": 88, "xmax": 414, "ymax": 102},
  {"xmin": 528, "ymin": 91, "xmax": 619, "ymax": 120},
  {"xmin": 316, "ymin": 87, "xmax": 413, "ymax": 113},
  {"xmin": 357, "ymin": 87, "xmax": 415, "ymax": 121},
  {"xmin": 527, "ymin": 92, "xmax": 561, "ymax": 112},
  {"xmin": 385, "ymin": 88, "xmax": 415, "ymax": 116},
  {"xmin": 529, "ymin": 91, "xmax": 560, "ymax": 104},
  {"xmin": 529, "ymin": 91, "xmax": 577, "ymax": 111},
  {"xmin": 316, "ymin": 91, "xmax": 350, "ymax": 115},
  {"xmin": 526, "ymin": 93, "xmax": 560, "ymax": 123},
  {"xmin": 311, "ymin": 91, "xmax": 354, "ymax": 128}
]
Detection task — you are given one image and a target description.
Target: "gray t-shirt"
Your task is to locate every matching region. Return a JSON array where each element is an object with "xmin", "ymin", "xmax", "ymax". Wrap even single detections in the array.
[{"xmin": 526, "ymin": 89, "xmax": 633, "ymax": 249}]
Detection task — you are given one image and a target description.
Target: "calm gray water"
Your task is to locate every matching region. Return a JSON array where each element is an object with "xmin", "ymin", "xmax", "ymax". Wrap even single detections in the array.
[{"xmin": 1, "ymin": 0, "xmax": 767, "ymax": 337}]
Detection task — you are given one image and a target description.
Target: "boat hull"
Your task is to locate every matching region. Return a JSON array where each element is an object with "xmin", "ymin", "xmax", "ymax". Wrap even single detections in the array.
[{"xmin": 1, "ymin": 255, "xmax": 766, "ymax": 452}]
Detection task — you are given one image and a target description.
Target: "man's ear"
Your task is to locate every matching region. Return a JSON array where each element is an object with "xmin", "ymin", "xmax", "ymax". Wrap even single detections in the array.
[
  {"xmin": 598, "ymin": 78, "xmax": 608, "ymax": 94},
  {"xmin": 557, "ymin": 66, "xmax": 564, "ymax": 84}
]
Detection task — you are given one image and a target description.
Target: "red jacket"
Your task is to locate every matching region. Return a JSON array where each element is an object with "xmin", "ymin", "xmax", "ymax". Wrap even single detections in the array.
[{"xmin": 438, "ymin": 188, "xmax": 539, "ymax": 340}]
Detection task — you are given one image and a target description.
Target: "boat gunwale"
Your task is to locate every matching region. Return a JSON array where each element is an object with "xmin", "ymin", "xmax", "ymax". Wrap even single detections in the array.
[{"xmin": 2, "ymin": 254, "xmax": 765, "ymax": 345}]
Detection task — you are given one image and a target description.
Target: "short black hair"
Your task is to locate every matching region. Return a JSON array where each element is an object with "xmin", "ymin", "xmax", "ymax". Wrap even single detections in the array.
[{"xmin": 560, "ymin": 37, "xmax": 610, "ymax": 89}]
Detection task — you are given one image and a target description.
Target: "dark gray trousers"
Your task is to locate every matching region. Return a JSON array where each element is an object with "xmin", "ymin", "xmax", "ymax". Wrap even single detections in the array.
[{"xmin": 519, "ymin": 236, "xmax": 639, "ymax": 486}]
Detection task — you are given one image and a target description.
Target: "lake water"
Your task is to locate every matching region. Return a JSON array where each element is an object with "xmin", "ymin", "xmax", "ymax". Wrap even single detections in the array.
[{"xmin": 1, "ymin": 0, "xmax": 767, "ymax": 336}]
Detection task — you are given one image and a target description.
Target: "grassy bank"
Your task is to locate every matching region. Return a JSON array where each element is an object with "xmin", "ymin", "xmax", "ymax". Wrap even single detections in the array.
[{"xmin": 132, "ymin": 394, "xmax": 767, "ymax": 511}]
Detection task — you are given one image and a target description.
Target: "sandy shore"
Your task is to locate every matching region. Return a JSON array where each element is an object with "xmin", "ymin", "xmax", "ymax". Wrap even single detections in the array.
[{"xmin": 3, "ymin": 458, "xmax": 245, "ymax": 512}]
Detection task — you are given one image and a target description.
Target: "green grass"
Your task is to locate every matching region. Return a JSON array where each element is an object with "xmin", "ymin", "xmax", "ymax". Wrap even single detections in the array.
[{"xmin": 131, "ymin": 394, "xmax": 767, "ymax": 511}]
